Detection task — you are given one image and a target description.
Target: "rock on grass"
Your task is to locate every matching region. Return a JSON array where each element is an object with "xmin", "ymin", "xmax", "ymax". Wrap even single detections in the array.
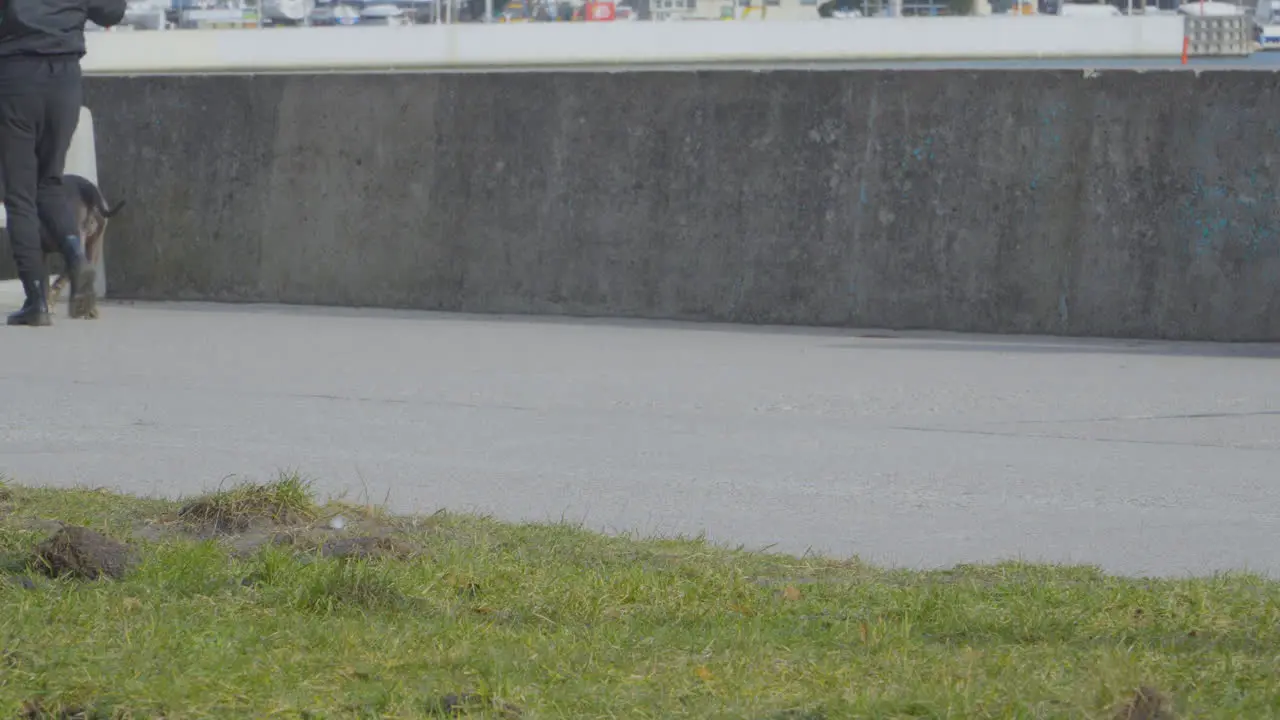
[
  {"xmin": 7, "ymin": 575, "xmax": 37, "ymax": 590},
  {"xmin": 428, "ymin": 693, "xmax": 522, "ymax": 718},
  {"xmin": 32, "ymin": 526, "xmax": 134, "ymax": 581}
]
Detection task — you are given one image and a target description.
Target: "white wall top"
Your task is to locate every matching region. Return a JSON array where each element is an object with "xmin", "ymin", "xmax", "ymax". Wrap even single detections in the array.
[{"xmin": 81, "ymin": 17, "xmax": 1186, "ymax": 74}]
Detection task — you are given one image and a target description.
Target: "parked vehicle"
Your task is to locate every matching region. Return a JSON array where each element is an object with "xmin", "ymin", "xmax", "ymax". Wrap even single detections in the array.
[
  {"xmin": 1257, "ymin": 0, "xmax": 1280, "ymax": 47},
  {"xmin": 360, "ymin": 2, "xmax": 414, "ymax": 23},
  {"xmin": 816, "ymin": 0, "xmax": 863, "ymax": 17},
  {"xmin": 121, "ymin": 0, "xmax": 170, "ymax": 28},
  {"xmin": 308, "ymin": 3, "xmax": 361, "ymax": 23}
]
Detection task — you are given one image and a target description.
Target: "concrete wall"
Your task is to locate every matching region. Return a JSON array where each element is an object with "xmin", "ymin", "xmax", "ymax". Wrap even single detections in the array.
[{"xmin": 82, "ymin": 70, "xmax": 1280, "ymax": 341}]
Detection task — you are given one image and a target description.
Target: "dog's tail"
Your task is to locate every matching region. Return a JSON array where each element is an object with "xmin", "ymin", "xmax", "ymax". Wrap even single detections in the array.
[{"xmin": 100, "ymin": 199, "xmax": 126, "ymax": 218}]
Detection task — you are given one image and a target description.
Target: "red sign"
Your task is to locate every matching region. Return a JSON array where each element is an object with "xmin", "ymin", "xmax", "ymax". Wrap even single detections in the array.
[{"xmin": 585, "ymin": 1, "xmax": 616, "ymax": 20}]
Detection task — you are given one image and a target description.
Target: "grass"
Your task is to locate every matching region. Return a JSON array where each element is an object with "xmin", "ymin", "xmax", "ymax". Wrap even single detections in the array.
[
  {"xmin": 175, "ymin": 471, "xmax": 318, "ymax": 532},
  {"xmin": 0, "ymin": 474, "xmax": 1277, "ymax": 719}
]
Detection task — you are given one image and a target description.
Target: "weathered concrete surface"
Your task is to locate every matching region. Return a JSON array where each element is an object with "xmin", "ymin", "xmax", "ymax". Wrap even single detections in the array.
[
  {"xmin": 2, "ymin": 292, "xmax": 1280, "ymax": 578},
  {"xmin": 82, "ymin": 70, "xmax": 1280, "ymax": 340}
]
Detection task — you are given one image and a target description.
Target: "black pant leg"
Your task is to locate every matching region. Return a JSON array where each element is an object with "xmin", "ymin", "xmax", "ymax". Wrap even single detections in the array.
[
  {"xmin": 35, "ymin": 59, "xmax": 81, "ymax": 243},
  {"xmin": 0, "ymin": 83, "xmax": 45, "ymax": 280}
]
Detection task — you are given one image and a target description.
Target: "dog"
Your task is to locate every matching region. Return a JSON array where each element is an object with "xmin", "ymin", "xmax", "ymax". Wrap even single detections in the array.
[{"xmin": 41, "ymin": 174, "xmax": 125, "ymax": 319}]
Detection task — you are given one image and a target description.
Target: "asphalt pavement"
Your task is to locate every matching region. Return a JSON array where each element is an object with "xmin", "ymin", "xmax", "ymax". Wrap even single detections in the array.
[{"xmin": 2, "ymin": 286, "xmax": 1279, "ymax": 579}]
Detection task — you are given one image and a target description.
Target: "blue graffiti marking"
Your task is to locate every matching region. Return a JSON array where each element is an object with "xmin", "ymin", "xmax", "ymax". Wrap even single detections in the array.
[{"xmin": 1178, "ymin": 170, "xmax": 1280, "ymax": 258}]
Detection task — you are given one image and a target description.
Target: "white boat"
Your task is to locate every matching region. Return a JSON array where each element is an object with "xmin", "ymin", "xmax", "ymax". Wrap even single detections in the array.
[
  {"xmin": 1057, "ymin": 3, "xmax": 1122, "ymax": 16},
  {"xmin": 262, "ymin": 0, "xmax": 316, "ymax": 24},
  {"xmin": 1176, "ymin": 0, "xmax": 1245, "ymax": 15}
]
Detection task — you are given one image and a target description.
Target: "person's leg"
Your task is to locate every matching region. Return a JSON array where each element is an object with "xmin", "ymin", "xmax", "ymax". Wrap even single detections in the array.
[
  {"xmin": 35, "ymin": 58, "xmax": 92, "ymax": 319},
  {"xmin": 0, "ymin": 83, "xmax": 50, "ymax": 327}
]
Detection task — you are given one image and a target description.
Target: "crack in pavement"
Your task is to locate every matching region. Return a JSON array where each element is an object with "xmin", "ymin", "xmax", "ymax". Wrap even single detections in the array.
[
  {"xmin": 888, "ymin": 424, "xmax": 1280, "ymax": 452},
  {"xmin": 994, "ymin": 409, "xmax": 1280, "ymax": 426}
]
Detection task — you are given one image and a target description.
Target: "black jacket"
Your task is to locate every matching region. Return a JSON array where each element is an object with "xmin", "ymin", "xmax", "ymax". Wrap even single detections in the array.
[{"xmin": 0, "ymin": 0, "xmax": 127, "ymax": 58}]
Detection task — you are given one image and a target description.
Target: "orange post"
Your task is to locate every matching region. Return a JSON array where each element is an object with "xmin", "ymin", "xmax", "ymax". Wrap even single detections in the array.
[
  {"xmin": 1181, "ymin": 35, "xmax": 1190, "ymax": 64},
  {"xmin": 585, "ymin": 1, "xmax": 616, "ymax": 20}
]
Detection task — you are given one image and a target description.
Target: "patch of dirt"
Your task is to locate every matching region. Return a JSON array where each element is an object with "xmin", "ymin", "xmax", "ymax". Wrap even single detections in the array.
[
  {"xmin": 751, "ymin": 576, "xmax": 824, "ymax": 587},
  {"xmin": 126, "ymin": 506, "xmax": 426, "ymax": 567},
  {"xmin": 215, "ymin": 514, "xmax": 420, "ymax": 560},
  {"xmin": 32, "ymin": 526, "xmax": 135, "ymax": 581},
  {"xmin": 311, "ymin": 536, "xmax": 418, "ymax": 561},
  {"xmin": 766, "ymin": 711, "xmax": 827, "ymax": 720},
  {"xmin": 1114, "ymin": 686, "xmax": 1176, "ymax": 720},
  {"xmin": 129, "ymin": 521, "xmax": 170, "ymax": 544},
  {"xmin": 127, "ymin": 517, "xmax": 293, "ymax": 559},
  {"xmin": 17, "ymin": 518, "xmax": 66, "ymax": 535},
  {"xmin": 427, "ymin": 693, "xmax": 522, "ymax": 718},
  {"xmin": 220, "ymin": 528, "xmax": 299, "ymax": 559}
]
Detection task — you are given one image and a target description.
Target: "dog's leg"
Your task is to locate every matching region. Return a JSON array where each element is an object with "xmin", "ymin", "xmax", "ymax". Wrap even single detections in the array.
[
  {"xmin": 93, "ymin": 222, "xmax": 105, "ymax": 320},
  {"xmin": 38, "ymin": 227, "xmax": 60, "ymax": 315},
  {"xmin": 43, "ymin": 257, "xmax": 57, "ymax": 319},
  {"xmin": 42, "ymin": 203, "xmax": 77, "ymax": 317},
  {"xmin": 86, "ymin": 220, "xmax": 102, "ymax": 267},
  {"xmin": 47, "ymin": 250, "xmax": 66, "ymax": 312},
  {"xmin": 48, "ymin": 275, "xmax": 65, "ymax": 312},
  {"xmin": 80, "ymin": 221, "xmax": 103, "ymax": 319},
  {"xmin": 67, "ymin": 212, "xmax": 99, "ymax": 320}
]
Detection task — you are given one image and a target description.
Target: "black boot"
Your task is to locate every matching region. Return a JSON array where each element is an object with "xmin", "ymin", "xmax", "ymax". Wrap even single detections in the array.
[
  {"xmin": 59, "ymin": 235, "xmax": 97, "ymax": 319},
  {"xmin": 7, "ymin": 273, "xmax": 51, "ymax": 327}
]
